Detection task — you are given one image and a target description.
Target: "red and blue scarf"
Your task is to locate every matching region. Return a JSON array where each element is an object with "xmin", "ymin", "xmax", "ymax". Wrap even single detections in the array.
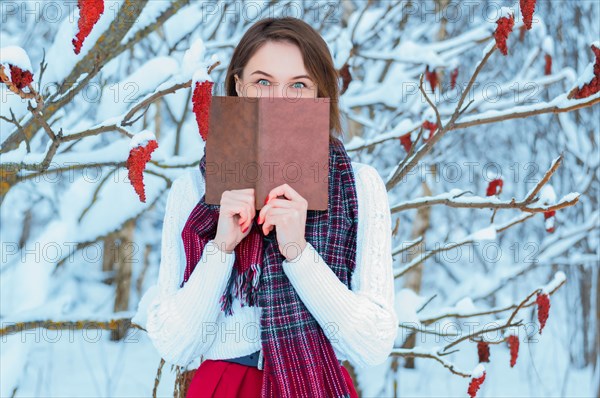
[{"xmin": 180, "ymin": 136, "xmax": 358, "ymax": 397}]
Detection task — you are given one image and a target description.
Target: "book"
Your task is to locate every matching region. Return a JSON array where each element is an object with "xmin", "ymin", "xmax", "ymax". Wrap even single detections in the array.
[{"xmin": 204, "ymin": 95, "xmax": 331, "ymax": 210}]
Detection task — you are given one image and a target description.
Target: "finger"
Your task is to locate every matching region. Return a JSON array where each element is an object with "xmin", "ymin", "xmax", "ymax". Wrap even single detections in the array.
[
  {"xmin": 227, "ymin": 193, "xmax": 255, "ymax": 229},
  {"xmin": 242, "ymin": 202, "xmax": 252, "ymax": 231},
  {"xmin": 259, "ymin": 193, "xmax": 276, "ymax": 223},
  {"xmin": 258, "ymin": 199, "xmax": 274, "ymax": 224},
  {"xmin": 263, "ymin": 198, "xmax": 294, "ymax": 209},
  {"xmin": 222, "ymin": 192, "xmax": 250, "ymax": 216},
  {"xmin": 263, "ymin": 208, "xmax": 288, "ymax": 218},
  {"xmin": 244, "ymin": 193, "xmax": 257, "ymax": 225},
  {"xmin": 262, "ymin": 213, "xmax": 279, "ymax": 235},
  {"xmin": 228, "ymin": 190, "xmax": 256, "ymax": 206},
  {"xmin": 259, "ymin": 195, "xmax": 299, "ymax": 224},
  {"xmin": 261, "ymin": 209, "xmax": 293, "ymax": 235},
  {"xmin": 223, "ymin": 195, "xmax": 251, "ymax": 227},
  {"xmin": 233, "ymin": 188, "xmax": 255, "ymax": 195},
  {"xmin": 266, "ymin": 183, "xmax": 303, "ymax": 204},
  {"xmin": 258, "ymin": 202, "xmax": 270, "ymax": 224},
  {"xmin": 229, "ymin": 202, "xmax": 249, "ymax": 227}
]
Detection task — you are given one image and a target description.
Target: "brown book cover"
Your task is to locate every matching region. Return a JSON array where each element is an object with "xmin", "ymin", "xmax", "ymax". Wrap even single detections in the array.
[{"xmin": 204, "ymin": 96, "xmax": 331, "ymax": 210}]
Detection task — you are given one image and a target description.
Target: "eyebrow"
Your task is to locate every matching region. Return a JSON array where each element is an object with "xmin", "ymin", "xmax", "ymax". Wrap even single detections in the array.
[{"xmin": 250, "ymin": 70, "xmax": 311, "ymax": 80}]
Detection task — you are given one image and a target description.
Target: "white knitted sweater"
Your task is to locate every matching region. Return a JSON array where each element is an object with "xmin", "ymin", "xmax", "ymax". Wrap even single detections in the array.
[{"xmin": 145, "ymin": 162, "xmax": 398, "ymax": 369}]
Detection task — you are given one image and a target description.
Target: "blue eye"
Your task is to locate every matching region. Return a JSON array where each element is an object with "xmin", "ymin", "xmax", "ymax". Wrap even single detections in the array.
[{"xmin": 255, "ymin": 79, "xmax": 306, "ymax": 88}]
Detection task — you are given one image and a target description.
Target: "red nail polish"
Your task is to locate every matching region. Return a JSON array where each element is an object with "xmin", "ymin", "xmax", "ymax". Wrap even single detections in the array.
[
  {"xmin": 242, "ymin": 226, "xmax": 248, "ymax": 233},
  {"xmin": 264, "ymin": 196, "xmax": 269, "ymax": 205}
]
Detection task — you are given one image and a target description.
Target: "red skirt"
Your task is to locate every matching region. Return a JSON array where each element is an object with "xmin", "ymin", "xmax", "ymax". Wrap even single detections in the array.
[{"xmin": 186, "ymin": 359, "xmax": 359, "ymax": 398}]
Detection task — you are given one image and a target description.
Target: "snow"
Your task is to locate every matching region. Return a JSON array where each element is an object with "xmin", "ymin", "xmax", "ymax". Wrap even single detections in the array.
[
  {"xmin": 471, "ymin": 363, "xmax": 486, "ymax": 378},
  {"xmin": 457, "ymin": 91, "xmax": 600, "ymax": 127},
  {"xmin": 2, "ymin": 222, "xmax": 61, "ymax": 316},
  {"xmin": 558, "ymin": 191, "xmax": 580, "ymax": 203},
  {"xmin": 59, "ymin": 173, "xmax": 167, "ymax": 243},
  {"xmin": 130, "ymin": 130, "xmax": 157, "ymax": 149},
  {"xmin": 545, "ymin": 216, "xmax": 555, "ymax": 231},
  {"xmin": 538, "ymin": 230, "xmax": 588, "ymax": 263},
  {"xmin": 390, "ymin": 189, "xmax": 519, "ymax": 212},
  {"xmin": 454, "ymin": 297, "xmax": 477, "ymax": 313},
  {"xmin": 570, "ymin": 43, "xmax": 599, "ymax": 90},
  {"xmin": 359, "ymin": 40, "xmax": 446, "ymax": 67},
  {"xmin": 481, "ymin": 40, "xmax": 496, "ymax": 57},
  {"xmin": 0, "ymin": 339, "xmax": 28, "ymax": 398},
  {"xmin": 394, "ymin": 288, "xmax": 428, "ymax": 327},
  {"xmin": 0, "ymin": 45, "xmax": 32, "ymax": 70},
  {"xmin": 331, "ymin": 29, "xmax": 353, "ymax": 69},
  {"xmin": 192, "ymin": 68, "xmax": 212, "ymax": 89},
  {"xmin": 537, "ymin": 183, "xmax": 558, "ymax": 204},
  {"xmin": 48, "ymin": 72, "xmax": 90, "ymax": 103},
  {"xmin": 96, "ymin": 56, "xmax": 179, "ymax": 122},
  {"xmin": 345, "ymin": 135, "xmax": 365, "ymax": 150},
  {"xmin": 0, "ymin": 45, "xmax": 32, "ymax": 82},
  {"xmin": 469, "ymin": 225, "xmax": 497, "ymax": 241},
  {"xmin": 503, "ymin": 326, "xmax": 519, "ymax": 337},
  {"xmin": 120, "ymin": 1, "xmax": 173, "ymax": 45},
  {"xmin": 346, "ymin": 7, "xmax": 386, "ymax": 42},
  {"xmin": 1, "ymin": 1, "xmax": 598, "ymax": 397},
  {"xmin": 3, "ymin": 136, "xmax": 128, "ymax": 166},
  {"xmin": 181, "ymin": 38, "xmax": 208, "ymax": 79},
  {"xmin": 541, "ymin": 271, "xmax": 567, "ymax": 294},
  {"xmin": 542, "ymin": 36, "xmax": 555, "ymax": 55},
  {"xmin": 42, "ymin": 1, "xmax": 117, "ymax": 86},
  {"xmin": 428, "ymin": 26, "xmax": 495, "ymax": 52},
  {"xmin": 163, "ymin": 4, "xmax": 215, "ymax": 47},
  {"xmin": 359, "ymin": 25, "xmax": 493, "ymax": 69},
  {"xmin": 572, "ymin": 62, "xmax": 596, "ymax": 91}
]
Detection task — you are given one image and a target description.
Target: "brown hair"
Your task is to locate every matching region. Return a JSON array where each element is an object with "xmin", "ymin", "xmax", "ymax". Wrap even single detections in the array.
[{"xmin": 224, "ymin": 17, "xmax": 344, "ymax": 142}]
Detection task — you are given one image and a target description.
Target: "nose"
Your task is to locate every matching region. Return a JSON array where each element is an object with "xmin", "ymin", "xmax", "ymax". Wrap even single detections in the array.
[
  {"xmin": 270, "ymin": 84, "xmax": 285, "ymax": 99},
  {"xmin": 272, "ymin": 84, "xmax": 303, "ymax": 101}
]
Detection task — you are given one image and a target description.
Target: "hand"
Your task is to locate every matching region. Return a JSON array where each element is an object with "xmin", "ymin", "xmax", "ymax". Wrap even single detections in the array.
[
  {"xmin": 213, "ymin": 188, "xmax": 256, "ymax": 253},
  {"xmin": 258, "ymin": 183, "xmax": 308, "ymax": 261}
]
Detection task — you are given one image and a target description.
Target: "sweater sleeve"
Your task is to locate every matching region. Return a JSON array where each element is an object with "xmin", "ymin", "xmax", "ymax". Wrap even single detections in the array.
[
  {"xmin": 145, "ymin": 172, "xmax": 236, "ymax": 367},
  {"xmin": 281, "ymin": 164, "xmax": 398, "ymax": 368}
]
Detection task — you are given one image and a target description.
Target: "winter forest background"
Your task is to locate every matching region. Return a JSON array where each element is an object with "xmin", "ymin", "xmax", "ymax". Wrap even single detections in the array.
[{"xmin": 1, "ymin": 0, "xmax": 599, "ymax": 397}]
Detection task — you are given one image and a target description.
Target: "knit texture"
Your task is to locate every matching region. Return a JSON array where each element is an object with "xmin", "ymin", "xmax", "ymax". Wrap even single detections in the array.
[
  {"xmin": 179, "ymin": 137, "xmax": 358, "ymax": 397},
  {"xmin": 143, "ymin": 160, "xmax": 399, "ymax": 371}
]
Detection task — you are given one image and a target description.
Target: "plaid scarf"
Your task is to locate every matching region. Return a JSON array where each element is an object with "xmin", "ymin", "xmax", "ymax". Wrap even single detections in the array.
[{"xmin": 180, "ymin": 137, "xmax": 358, "ymax": 397}]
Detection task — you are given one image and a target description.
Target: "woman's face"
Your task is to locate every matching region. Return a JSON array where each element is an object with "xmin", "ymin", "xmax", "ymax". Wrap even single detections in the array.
[{"xmin": 234, "ymin": 40, "xmax": 317, "ymax": 99}]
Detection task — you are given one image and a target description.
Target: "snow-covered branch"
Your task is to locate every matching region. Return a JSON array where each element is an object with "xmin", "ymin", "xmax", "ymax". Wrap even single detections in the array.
[
  {"xmin": 394, "ymin": 212, "xmax": 534, "ymax": 278},
  {"xmin": 419, "ymin": 271, "xmax": 566, "ymax": 324},
  {"xmin": 390, "ymin": 154, "xmax": 578, "ymax": 214},
  {"xmin": 0, "ymin": 312, "xmax": 142, "ymax": 338},
  {"xmin": 391, "ymin": 346, "xmax": 471, "ymax": 377}
]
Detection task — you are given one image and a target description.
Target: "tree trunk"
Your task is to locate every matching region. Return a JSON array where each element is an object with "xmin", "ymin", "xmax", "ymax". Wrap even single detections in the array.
[
  {"xmin": 111, "ymin": 218, "xmax": 135, "ymax": 341},
  {"xmin": 403, "ymin": 165, "xmax": 434, "ymax": 368}
]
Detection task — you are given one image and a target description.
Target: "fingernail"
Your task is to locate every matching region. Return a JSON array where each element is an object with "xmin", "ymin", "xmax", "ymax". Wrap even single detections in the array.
[
  {"xmin": 264, "ymin": 196, "xmax": 269, "ymax": 205},
  {"xmin": 242, "ymin": 226, "xmax": 248, "ymax": 233}
]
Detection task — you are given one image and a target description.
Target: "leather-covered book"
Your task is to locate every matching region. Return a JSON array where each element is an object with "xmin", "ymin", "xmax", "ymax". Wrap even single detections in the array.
[{"xmin": 204, "ymin": 96, "xmax": 331, "ymax": 210}]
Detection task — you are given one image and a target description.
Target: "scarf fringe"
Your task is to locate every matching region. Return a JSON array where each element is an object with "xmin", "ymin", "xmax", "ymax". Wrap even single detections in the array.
[
  {"xmin": 219, "ymin": 262, "xmax": 261, "ymax": 316},
  {"xmin": 187, "ymin": 138, "xmax": 357, "ymax": 396}
]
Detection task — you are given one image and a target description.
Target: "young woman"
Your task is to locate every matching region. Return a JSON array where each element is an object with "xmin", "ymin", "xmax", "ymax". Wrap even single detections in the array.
[{"xmin": 145, "ymin": 17, "xmax": 398, "ymax": 398}]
